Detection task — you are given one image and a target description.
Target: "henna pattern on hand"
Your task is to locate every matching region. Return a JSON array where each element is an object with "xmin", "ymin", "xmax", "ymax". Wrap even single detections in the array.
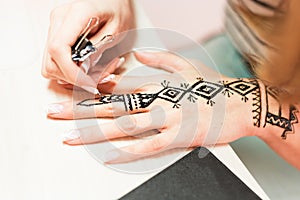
[
  {"xmin": 77, "ymin": 78, "xmax": 298, "ymax": 139},
  {"xmin": 77, "ymin": 78, "xmax": 259, "ymax": 109}
]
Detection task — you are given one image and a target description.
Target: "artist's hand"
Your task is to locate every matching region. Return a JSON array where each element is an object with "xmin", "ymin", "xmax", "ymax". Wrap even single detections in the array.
[
  {"xmin": 42, "ymin": 0, "xmax": 134, "ymax": 88},
  {"xmin": 47, "ymin": 51, "xmax": 259, "ymax": 163}
]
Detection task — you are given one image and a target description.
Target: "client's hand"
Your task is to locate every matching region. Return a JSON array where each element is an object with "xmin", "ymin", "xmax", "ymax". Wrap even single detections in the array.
[{"xmin": 47, "ymin": 51, "xmax": 261, "ymax": 163}]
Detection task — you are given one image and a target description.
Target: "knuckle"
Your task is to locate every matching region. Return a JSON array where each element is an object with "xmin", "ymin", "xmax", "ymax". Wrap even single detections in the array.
[
  {"xmin": 41, "ymin": 69, "xmax": 50, "ymax": 78},
  {"xmin": 108, "ymin": 20, "xmax": 120, "ymax": 34},
  {"xmin": 116, "ymin": 116, "xmax": 137, "ymax": 133},
  {"xmin": 48, "ymin": 42, "xmax": 61, "ymax": 56},
  {"xmin": 45, "ymin": 64, "xmax": 58, "ymax": 75},
  {"xmin": 174, "ymin": 57, "xmax": 187, "ymax": 69},
  {"xmin": 97, "ymin": 104, "xmax": 114, "ymax": 117},
  {"xmin": 150, "ymin": 137, "xmax": 167, "ymax": 151}
]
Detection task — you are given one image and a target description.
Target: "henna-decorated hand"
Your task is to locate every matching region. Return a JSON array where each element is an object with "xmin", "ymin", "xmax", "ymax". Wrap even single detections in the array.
[{"xmin": 46, "ymin": 51, "xmax": 299, "ymax": 165}]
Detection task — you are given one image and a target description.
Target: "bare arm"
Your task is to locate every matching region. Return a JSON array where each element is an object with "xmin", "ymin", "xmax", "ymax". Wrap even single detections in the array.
[{"xmin": 254, "ymin": 83, "xmax": 300, "ymax": 169}]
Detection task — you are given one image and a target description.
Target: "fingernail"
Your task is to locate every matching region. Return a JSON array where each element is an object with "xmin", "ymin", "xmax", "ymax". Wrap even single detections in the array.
[
  {"xmin": 47, "ymin": 104, "xmax": 64, "ymax": 115},
  {"xmin": 61, "ymin": 129, "xmax": 80, "ymax": 141},
  {"xmin": 116, "ymin": 57, "xmax": 125, "ymax": 68},
  {"xmin": 81, "ymin": 86, "xmax": 100, "ymax": 95},
  {"xmin": 99, "ymin": 74, "xmax": 115, "ymax": 84},
  {"xmin": 57, "ymin": 80, "xmax": 68, "ymax": 85},
  {"xmin": 103, "ymin": 150, "xmax": 120, "ymax": 163},
  {"xmin": 132, "ymin": 48, "xmax": 139, "ymax": 52}
]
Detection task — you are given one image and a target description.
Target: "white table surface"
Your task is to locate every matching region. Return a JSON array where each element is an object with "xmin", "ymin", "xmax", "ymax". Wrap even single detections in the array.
[{"xmin": 0, "ymin": 0, "xmax": 268, "ymax": 199}]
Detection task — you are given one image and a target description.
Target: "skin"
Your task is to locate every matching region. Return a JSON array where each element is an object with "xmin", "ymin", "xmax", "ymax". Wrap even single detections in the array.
[
  {"xmin": 41, "ymin": 0, "xmax": 134, "ymax": 87},
  {"xmin": 47, "ymin": 51, "xmax": 300, "ymax": 169}
]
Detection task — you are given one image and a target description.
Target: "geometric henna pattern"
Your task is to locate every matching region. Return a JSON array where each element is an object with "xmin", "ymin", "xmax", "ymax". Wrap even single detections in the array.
[
  {"xmin": 266, "ymin": 106, "xmax": 298, "ymax": 139},
  {"xmin": 78, "ymin": 78, "xmax": 260, "ymax": 109},
  {"xmin": 77, "ymin": 78, "xmax": 298, "ymax": 139},
  {"xmin": 77, "ymin": 93, "xmax": 158, "ymax": 112},
  {"xmin": 265, "ymin": 86, "xmax": 298, "ymax": 139},
  {"xmin": 252, "ymin": 80, "xmax": 262, "ymax": 127}
]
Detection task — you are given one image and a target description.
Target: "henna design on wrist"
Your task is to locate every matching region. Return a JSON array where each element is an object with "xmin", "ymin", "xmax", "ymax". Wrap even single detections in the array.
[{"xmin": 264, "ymin": 86, "xmax": 298, "ymax": 139}]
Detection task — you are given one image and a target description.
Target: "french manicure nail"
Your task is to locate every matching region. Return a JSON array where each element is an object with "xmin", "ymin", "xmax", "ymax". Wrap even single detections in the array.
[
  {"xmin": 99, "ymin": 74, "xmax": 116, "ymax": 84},
  {"xmin": 62, "ymin": 129, "xmax": 80, "ymax": 141},
  {"xmin": 47, "ymin": 104, "xmax": 64, "ymax": 115},
  {"xmin": 116, "ymin": 57, "xmax": 125, "ymax": 68},
  {"xmin": 104, "ymin": 150, "xmax": 120, "ymax": 163},
  {"xmin": 81, "ymin": 86, "xmax": 100, "ymax": 95},
  {"xmin": 57, "ymin": 80, "xmax": 68, "ymax": 85}
]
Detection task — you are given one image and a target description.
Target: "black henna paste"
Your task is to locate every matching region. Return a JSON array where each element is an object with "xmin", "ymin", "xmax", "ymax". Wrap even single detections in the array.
[{"xmin": 77, "ymin": 78, "xmax": 298, "ymax": 139}]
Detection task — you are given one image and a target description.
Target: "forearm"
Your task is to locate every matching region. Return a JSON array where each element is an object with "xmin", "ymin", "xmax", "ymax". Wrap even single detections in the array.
[{"xmin": 254, "ymin": 82, "xmax": 300, "ymax": 170}]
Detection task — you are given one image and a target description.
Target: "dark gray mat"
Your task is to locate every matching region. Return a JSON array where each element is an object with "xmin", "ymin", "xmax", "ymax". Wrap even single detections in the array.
[{"xmin": 120, "ymin": 148, "xmax": 261, "ymax": 200}]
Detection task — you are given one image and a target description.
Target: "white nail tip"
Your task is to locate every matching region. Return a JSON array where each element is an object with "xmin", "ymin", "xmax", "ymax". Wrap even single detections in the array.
[
  {"xmin": 47, "ymin": 104, "xmax": 64, "ymax": 114},
  {"xmin": 81, "ymin": 86, "xmax": 100, "ymax": 95},
  {"xmin": 57, "ymin": 80, "xmax": 68, "ymax": 85},
  {"xmin": 100, "ymin": 74, "xmax": 116, "ymax": 84},
  {"xmin": 117, "ymin": 57, "xmax": 125, "ymax": 68},
  {"xmin": 62, "ymin": 129, "xmax": 80, "ymax": 141}
]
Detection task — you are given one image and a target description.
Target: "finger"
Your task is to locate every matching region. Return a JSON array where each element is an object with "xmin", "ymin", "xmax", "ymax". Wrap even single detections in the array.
[
  {"xmin": 90, "ymin": 20, "xmax": 121, "ymax": 51},
  {"xmin": 56, "ymin": 79, "xmax": 74, "ymax": 90},
  {"xmin": 134, "ymin": 51, "xmax": 191, "ymax": 73},
  {"xmin": 42, "ymin": 5, "xmax": 70, "ymax": 79},
  {"xmin": 89, "ymin": 56, "xmax": 125, "ymax": 82},
  {"xmin": 52, "ymin": 3, "xmax": 97, "ymax": 48},
  {"xmin": 60, "ymin": 83, "xmax": 74, "ymax": 90},
  {"xmin": 57, "ymin": 79, "xmax": 68, "ymax": 84},
  {"xmin": 97, "ymin": 73, "xmax": 170, "ymax": 94},
  {"xmin": 101, "ymin": 57, "xmax": 125, "ymax": 78},
  {"xmin": 46, "ymin": 100, "xmax": 121, "ymax": 120},
  {"xmin": 48, "ymin": 44, "xmax": 97, "ymax": 87},
  {"xmin": 41, "ymin": 53, "xmax": 66, "ymax": 80},
  {"xmin": 103, "ymin": 132, "xmax": 176, "ymax": 164},
  {"xmin": 48, "ymin": 10, "xmax": 99, "ymax": 87},
  {"xmin": 97, "ymin": 75, "xmax": 149, "ymax": 94},
  {"xmin": 46, "ymin": 90, "xmax": 153, "ymax": 119},
  {"xmin": 42, "ymin": 53, "xmax": 76, "ymax": 89},
  {"xmin": 62, "ymin": 111, "xmax": 165, "ymax": 145},
  {"xmin": 83, "ymin": 22, "xmax": 121, "ymax": 67}
]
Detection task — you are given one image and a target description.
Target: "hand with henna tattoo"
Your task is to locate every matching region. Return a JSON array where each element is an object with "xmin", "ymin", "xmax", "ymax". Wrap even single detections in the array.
[{"xmin": 47, "ymin": 51, "xmax": 300, "ymax": 169}]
